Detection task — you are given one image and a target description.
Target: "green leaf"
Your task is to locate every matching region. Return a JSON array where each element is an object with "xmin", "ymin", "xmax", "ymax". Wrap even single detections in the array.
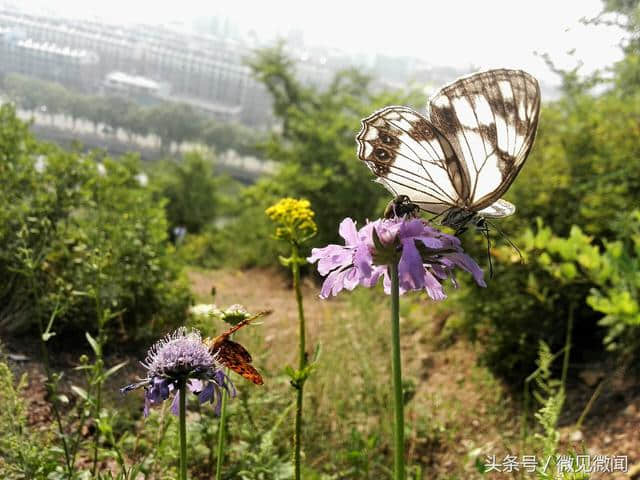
[
  {"xmin": 103, "ymin": 361, "xmax": 128, "ymax": 379},
  {"xmin": 86, "ymin": 332, "xmax": 101, "ymax": 356},
  {"xmin": 71, "ymin": 385, "xmax": 88, "ymax": 400},
  {"xmin": 311, "ymin": 341, "xmax": 322, "ymax": 364}
]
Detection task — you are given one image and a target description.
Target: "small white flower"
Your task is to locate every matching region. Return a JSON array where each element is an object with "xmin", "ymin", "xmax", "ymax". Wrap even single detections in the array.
[{"xmin": 189, "ymin": 303, "xmax": 220, "ymax": 317}]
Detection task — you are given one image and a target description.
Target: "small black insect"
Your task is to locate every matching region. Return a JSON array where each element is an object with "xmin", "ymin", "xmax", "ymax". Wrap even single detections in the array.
[{"xmin": 384, "ymin": 195, "xmax": 420, "ymax": 219}]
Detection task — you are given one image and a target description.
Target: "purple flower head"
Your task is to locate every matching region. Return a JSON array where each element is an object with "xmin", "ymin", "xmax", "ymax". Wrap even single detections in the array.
[
  {"xmin": 307, "ymin": 218, "xmax": 374, "ymax": 299},
  {"xmin": 121, "ymin": 327, "xmax": 234, "ymax": 417},
  {"xmin": 307, "ymin": 216, "xmax": 485, "ymax": 300}
]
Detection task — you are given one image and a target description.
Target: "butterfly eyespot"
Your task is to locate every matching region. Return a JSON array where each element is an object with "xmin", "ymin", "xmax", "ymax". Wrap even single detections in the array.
[
  {"xmin": 408, "ymin": 119, "xmax": 435, "ymax": 142},
  {"xmin": 373, "ymin": 163, "xmax": 390, "ymax": 175},
  {"xmin": 374, "ymin": 147, "xmax": 391, "ymax": 161},
  {"xmin": 380, "ymin": 133, "xmax": 396, "ymax": 145}
]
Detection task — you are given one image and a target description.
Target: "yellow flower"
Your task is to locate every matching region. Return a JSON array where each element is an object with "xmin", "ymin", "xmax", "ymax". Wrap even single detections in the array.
[{"xmin": 266, "ymin": 197, "xmax": 317, "ymax": 244}]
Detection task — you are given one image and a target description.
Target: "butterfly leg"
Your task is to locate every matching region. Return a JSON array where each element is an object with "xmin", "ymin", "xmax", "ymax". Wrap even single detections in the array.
[
  {"xmin": 454, "ymin": 226, "xmax": 468, "ymax": 237},
  {"xmin": 475, "ymin": 218, "xmax": 494, "ymax": 279},
  {"xmin": 485, "ymin": 219, "xmax": 524, "ymax": 264}
]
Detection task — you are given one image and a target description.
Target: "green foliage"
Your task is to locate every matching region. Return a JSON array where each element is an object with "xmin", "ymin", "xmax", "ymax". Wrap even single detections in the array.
[
  {"xmin": 523, "ymin": 213, "xmax": 640, "ymax": 356},
  {"xmin": 152, "ymin": 152, "xmax": 221, "ymax": 234},
  {"xmin": 146, "ymin": 103, "xmax": 203, "ymax": 152},
  {"xmin": 456, "ymin": 14, "xmax": 640, "ymax": 380},
  {"xmin": 214, "ymin": 44, "xmax": 423, "ymax": 267},
  {"xmin": 531, "ymin": 342, "xmax": 564, "ymax": 459},
  {"xmin": 0, "ymin": 104, "xmax": 190, "ymax": 338},
  {"xmin": 502, "ymin": 90, "xmax": 640, "ymax": 239},
  {"xmin": 201, "ymin": 121, "xmax": 263, "ymax": 157},
  {"xmin": 0, "ymin": 359, "xmax": 57, "ymax": 479},
  {"xmin": 460, "ymin": 209, "xmax": 640, "ymax": 384},
  {"xmin": 456, "ymin": 244, "xmax": 596, "ymax": 384}
]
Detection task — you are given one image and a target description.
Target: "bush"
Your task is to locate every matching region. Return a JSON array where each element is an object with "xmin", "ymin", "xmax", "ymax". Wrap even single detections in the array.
[
  {"xmin": 454, "ymin": 68, "xmax": 640, "ymax": 384},
  {"xmin": 504, "ymin": 90, "xmax": 640, "ymax": 239},
  {"xmin": 458, "ymin": 229, "xmax": 603, "ymax": 385},
  {"xmin": 458, "ymin": 210, "xmax": 640, "ymax": 385},
  {"xmin": 0, "ymin": 357, "xmax": 57, "ymax": 479},
  {"xmin": 152, "ymin": 152, "xmax": 221, "ymax": 235},
  {"xmin": 0, "ymin": 104, "xmax": 191, "ymax": 340}
]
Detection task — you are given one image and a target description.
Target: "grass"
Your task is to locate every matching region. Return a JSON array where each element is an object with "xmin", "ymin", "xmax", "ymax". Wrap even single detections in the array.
[
  {"xmin": 4, "ymin": 267, "xmax": 635, "ymax": 479},
  {"xmin": 185, "ymin": 267, "xmax": 518, "ymax": 478}
]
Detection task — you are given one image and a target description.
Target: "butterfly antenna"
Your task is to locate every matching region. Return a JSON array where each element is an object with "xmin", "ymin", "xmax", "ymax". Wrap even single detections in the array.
[{"xmin": 485, "ymin": 220, "xmax": 524, "ymax": 263}]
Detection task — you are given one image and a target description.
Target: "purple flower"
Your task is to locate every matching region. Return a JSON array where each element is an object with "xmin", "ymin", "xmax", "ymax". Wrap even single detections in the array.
[
  {"xmin": 307, "ymin": 216, "xmax": 485, "ymax": 300},
  {"xmin": 307, "ymin": 218, "xmax": 374, "ymax": 298},
  {"xmin": 121, "ymin": 327, "xmax": 234, "ymax": 417}
]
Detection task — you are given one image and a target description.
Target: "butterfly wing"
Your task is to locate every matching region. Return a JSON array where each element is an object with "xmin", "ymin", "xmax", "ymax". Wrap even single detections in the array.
[
  {"xmin": 356, "ymin": 106, "xmax": 471, "ymax": 214},
  {"xmin": 428, "ymin": 69, "xmax": 540, "ymax": 212},
  {"xmin": 215, "ymin": 339, "xmax": 263, "ymax": 385},
  {"xmin": 477, "ymin": 198, "xmax": 516, "ymax": 218},
  {"xmin": 208, "ymin": 310, "xmax": 270, "ymax": 385}
]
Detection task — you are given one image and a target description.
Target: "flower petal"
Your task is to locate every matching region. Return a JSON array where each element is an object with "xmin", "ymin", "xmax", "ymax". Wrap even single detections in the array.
[
  {"xmin": 398, "ymin": 238, "xmax": 426, "ymax": 291},
  {"xmin": 343, "ymin": 267, "xmax": 361, "ymax": 291},
  {"xmin": 423, "ymin": 269, "xmax": 447, "ymax": 301},
  {"xmin": 353, "ymin": 243, "xmax": 373, "ymax": 278},
  {"xmin": 446, "ymin": 252, "xmax": 486, "ymax": 287},
  {"xmin": 170, "ymin": 391, "xmax": 180, "ymax": 416},
  {"xmin": 338, "ymin": 217, "xmax": 359, "ymax": 245},
  {"xmin": 317, "ymin": 246, "xmax": 353, "ymax": 275},
  {"xmin": 319, "ymin": 267, "xmax": 348, "ymax": 299},
  {"xmin": 147, "ymin": 377, "xmax": 170, "ymax": 404},
  {"xmin": 143, "ymin": 395, "xmax": 151, "ymax": 418},
  {"xmin": 198, "ymin": 382, "xmax": 216, "ymax": 404},
  {"xmin": 188, "ymin": 379, "xmax": 203, "ymax": 393}
]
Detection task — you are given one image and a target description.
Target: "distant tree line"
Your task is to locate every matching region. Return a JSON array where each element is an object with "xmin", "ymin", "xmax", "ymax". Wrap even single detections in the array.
[{"xmin": 0, "ymin": 73, "xmax": 263, "ymax": 156}]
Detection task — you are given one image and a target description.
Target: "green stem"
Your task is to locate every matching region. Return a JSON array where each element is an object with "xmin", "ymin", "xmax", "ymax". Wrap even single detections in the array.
[
  {"xmin": 561, "ymin": 303, "xmax": 574, "ymax": 392},
  {"xmin": 91, "ymin": 296, "xmax": 106, "ymax": 477},
  {"xmin": 91, "ymin": 373, "xmax": 102, "ymax": 476},
  {"xmin": 292, "ymin": 245, "xmax": 306, "ymax": 480},
  {"xmin": 32, "ymin": 280, "xmax": 72, "ymax": 476},
  {"xmin": 215, "ymin": 370, "xmax": 229, "ymax": 480},
  {"xmin": 294, "ymin": 385, "xmax": 303, "ymax": 480},
  {"xmin": 179, "ymin": 384, "xmax": 188, "ymax": 480},
  {"xmin": 293, "ymin": 248, "xmax": 307, "ymax": 371},
  {"xmin": 389, "ymin": 261, "xmax": 405, "ymax": 480}
]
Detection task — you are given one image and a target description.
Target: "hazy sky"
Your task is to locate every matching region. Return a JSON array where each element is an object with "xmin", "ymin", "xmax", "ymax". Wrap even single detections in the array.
[{"xmin": 21, "ymin": 0, "xmax": 626, "ymax": 85}]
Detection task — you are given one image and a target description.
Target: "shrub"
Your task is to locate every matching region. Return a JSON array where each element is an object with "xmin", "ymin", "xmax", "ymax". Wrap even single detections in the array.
[
  {"xmin": 455, "ymin": 74, "xmax": 640, "ymax": 384},
  {"xmin": 0, "ymin": 357, "xmax": 57, "ymax": 478},
  {"xmin": 0, "ymin": 104, "xmax": 191, "ymax": 340}
]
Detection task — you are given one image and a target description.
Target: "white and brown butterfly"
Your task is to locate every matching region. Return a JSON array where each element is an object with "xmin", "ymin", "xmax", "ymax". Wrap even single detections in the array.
[{"xmin": 356, "ymin": 69, "xmax": 540, "ymax": 232}]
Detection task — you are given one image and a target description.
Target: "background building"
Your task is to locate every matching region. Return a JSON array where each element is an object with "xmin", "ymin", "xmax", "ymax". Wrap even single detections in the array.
[{"xmin": 0, "ymin": 6, "xmax": 276, "ymax": 127}]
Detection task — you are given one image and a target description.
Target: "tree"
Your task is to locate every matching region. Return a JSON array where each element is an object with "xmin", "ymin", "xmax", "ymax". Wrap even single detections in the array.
[
  {"xmin": 67, "ymin": 94, "xmax": 90, "ymax": 130},
  {"xmin": 583, "ymin": 0, "xmax": 640, "ymax": 95},
  {"xmin": 200, "ymin": 120, "xmax": 262, "ymax": 156},
  {"xmin": 248, "ymin": 41, "xmax": 310, "ymax": 137},
  {"xmin": 216, "ymin": 44, "xmax": 423, "ymax": 267},
  {"xmin": 147, "ymin": 103, "xmax": 204, "ymax": 153},
  {"xmin": 154, "ymin": 152, "xmax": 220, "ymax": 234}
]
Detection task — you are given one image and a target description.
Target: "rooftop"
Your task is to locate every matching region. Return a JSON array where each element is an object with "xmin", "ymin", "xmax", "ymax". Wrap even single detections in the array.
[{"xmin": 105, "ymin": 71, "xmax": 161, "ymax": 90}]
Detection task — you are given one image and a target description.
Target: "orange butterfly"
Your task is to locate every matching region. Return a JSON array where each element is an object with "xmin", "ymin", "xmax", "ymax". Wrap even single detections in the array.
[{"xmin": 205, "ymin": 310, "xmax": 271, "ymax": 385}]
